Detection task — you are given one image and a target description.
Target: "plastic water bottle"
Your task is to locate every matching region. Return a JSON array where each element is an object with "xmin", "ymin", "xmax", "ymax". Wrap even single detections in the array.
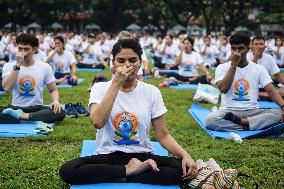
[
  {"xmin": 230, "ymin": 132, "xmax": 243, "ymax": 144},
  {"xmin": 211, "ymin": 106, "xmax": 218, "ymax": 112}
]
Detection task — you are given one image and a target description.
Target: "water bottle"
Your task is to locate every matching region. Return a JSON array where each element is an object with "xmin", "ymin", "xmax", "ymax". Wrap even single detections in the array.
[
  {"xmin": 229, "ymin": 132, "xmax": 243, "ymax": 144},
  {"xmin": 211, "ymin": 106, "xmax": 218, "ymax": 112}
]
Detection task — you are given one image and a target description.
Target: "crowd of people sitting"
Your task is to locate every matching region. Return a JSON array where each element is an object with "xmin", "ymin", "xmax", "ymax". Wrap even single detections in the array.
[{"xmin": 0, "ymin": 30, "xmax": 284, "ymax": 186}]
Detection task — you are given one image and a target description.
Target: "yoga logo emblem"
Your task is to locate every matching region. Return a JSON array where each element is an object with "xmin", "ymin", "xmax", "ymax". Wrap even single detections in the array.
[
  {"xmin": 55, "ymin": 61, "xmax": 65, "ymax": 73},
  {"xmin": 184, "ymin": 61, "xmax": 193, "ymax": 71},
  {"xmin": 19, "ymin": 76, "xmax": 36, "ymax": 96},
  {"xmin": 233, "ymin": 79, "xmax": 250, "ymax": 101},
  {"xmin": 113, "ymin": 112, "xmax": 140, "ymax": 145}
]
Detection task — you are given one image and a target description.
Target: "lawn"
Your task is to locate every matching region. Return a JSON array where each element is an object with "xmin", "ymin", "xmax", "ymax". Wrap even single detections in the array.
[{"xmin": 0, "ymin": 70, "xmax": 283, "ymax": 189}]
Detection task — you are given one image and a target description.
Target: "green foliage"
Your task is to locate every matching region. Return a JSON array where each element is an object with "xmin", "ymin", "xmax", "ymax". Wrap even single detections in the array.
[{"xmin": 0, "ymin": 70, "xmax": 284, "ymax": 188}]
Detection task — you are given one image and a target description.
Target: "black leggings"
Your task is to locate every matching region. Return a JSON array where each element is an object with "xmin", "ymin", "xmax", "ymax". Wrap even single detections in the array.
[
  {"xmin": 0, "ymin": 105, "xmax": 66, "ymax": 124},
  {"xmin": 154, "ymin": 62, "xmax": 178, "ymax": 70},
  {"xmin": 59, "ymin": 151, "xmax": 183, "ymax": 185},
  {"xmin": 77, "ymin": 63, "xmax": 105, "ymax": 70},
  {"xmin": 166, "ymin": 72, "xmax": 209, "ymax": 84}
]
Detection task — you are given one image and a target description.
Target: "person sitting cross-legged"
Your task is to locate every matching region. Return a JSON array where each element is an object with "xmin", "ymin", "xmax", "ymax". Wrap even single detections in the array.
[
  {"xmin": 205, "ymin": 34, "xmax": 284, "ymax": 131},
  {"xmin": 0, "ymin": 33, "xmax": 66, "ymax": 124},
  {"xmin": 59, "ymin": 39, "xmax": 197, "ymax": 185}
]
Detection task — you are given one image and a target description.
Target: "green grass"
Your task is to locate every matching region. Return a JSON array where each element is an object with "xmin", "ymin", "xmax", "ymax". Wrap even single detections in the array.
[{"xmin": 0, "ymin": 70, "xmax": 284, "ymax": 189}]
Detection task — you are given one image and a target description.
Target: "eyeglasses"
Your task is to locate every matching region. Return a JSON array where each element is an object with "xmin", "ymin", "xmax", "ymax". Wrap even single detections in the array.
[{"xmin": 231, "ymin": 46, "xmax": 246, "ymax": 51}]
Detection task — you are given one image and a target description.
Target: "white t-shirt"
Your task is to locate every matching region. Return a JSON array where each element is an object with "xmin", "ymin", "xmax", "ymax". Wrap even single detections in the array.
[
  {"xmin": 2, "ymin": 60, "xmax": 55, "ymax": 107},
  {"xmin": 201, "ymin": 45, "xmax": 219, "ymax": 66},
  {"xmin": 272, "ymin": 46, "xmax": 284, "ymax": 65},
  {"xmin": 161, "ymin": 44, "xmax": 180, "ymax": 65},
  {"xmin": 82, "ymin": 43, "xmax": 103, "ymax": 65},
  {"xmin": 246, "ymin": 52, "xmax": 280, "ymax": 76},
  {"xmin": 33, "ymin": 49, "xmax": 47, "ymax": 62},
  {"xmin": 215, "ymin": 61, "xmax": 272, "ymax": 110},
  {"xmin": 48, "ymin": 50, "xmax": 77, "ymax": 73},
  {"xmin": 7, "ymin": 43, "xmax": 18, "ymax": 62},
  {"xmin": 178, "ymin": 51, "xmax": 203, "ymax": 77},
  {"xmin": 219, "ymin": 44, "xmax": 231, "ymax": 61},
  {"xmin": 88, "ymin": 80, "xmax": 167, "ymax": 154}
]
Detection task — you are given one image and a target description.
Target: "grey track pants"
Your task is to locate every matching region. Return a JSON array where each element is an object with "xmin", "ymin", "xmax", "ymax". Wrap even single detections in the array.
[{"xmin": 205, "ymin": 108, "xmax": 282, "ymax": 131}]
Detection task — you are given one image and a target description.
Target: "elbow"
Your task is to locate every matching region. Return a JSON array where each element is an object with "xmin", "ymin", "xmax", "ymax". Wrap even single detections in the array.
[
  {"xmin": 3, "ymin": 85, "xmax": 12, "ymax": 92},
  {"xmin": 219, "ymin": 86, "xmax": 228, "ymax": 94},
  {"xmin": 90, "ymin": 118, "xmax": 104, "ymax": 129}
]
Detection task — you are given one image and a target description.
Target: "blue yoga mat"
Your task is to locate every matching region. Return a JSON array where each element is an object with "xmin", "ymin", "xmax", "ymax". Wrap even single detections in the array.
[
  {"xmin": 77, "ymin": 68, "xmax": 103, "ymax": 72},
  {"xmin": 144, "ymin": 75, "xmax": 153, "ymax": 79},
  {"xmin": 158, "ymin": 69, "xmax": 179, "ymax": 74},
  {"xmin": 280, "ymin": 68, "xmax": 284, "ymax": 71},
  {"xmin": 71, "ymin": 140, "xmax": 179, "ymax": 189},
  {"xmin": 258, "ymin": 101, "xmax": 279, "ymax": 109},
  {"xmin": 0, "ymin": 122, "xmax": 53, "ymax": 137},
  {"xmin": 57, "ymin": 78, "xmax": 84, "ymax": 89},
  {"xmin": 188, "ymin": 103, "xmax": 284, "ymax": 139},
  {"xmin": 170, "ymin": 84, "xmax": 198, "ymax": 90},
  {"xmin": 0, "ymin": 91, "xmax": 5, "ymax": 95}
]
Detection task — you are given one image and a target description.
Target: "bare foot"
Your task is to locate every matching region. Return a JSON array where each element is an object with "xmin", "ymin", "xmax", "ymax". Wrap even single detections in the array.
[{"xmin": 125, "ymin": 158, "xmax": 159, "ymax": 176}]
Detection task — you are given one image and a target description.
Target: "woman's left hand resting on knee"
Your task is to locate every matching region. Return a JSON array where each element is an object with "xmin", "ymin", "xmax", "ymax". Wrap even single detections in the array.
[{"xmin": 152, "ymin": 114, "xmax": 197, "ymax": 180}]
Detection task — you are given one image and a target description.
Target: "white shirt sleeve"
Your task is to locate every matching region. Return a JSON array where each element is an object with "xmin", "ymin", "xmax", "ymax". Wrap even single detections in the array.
[
  {"xmin": 259, "ymin": 66, "xmax": 273, "ymax": 88},
  {"xmin": 267, "ymin": 55, "xmax": 280, "ymax": 75},
  {"xmin": 69, "ymin": 51, "xmax": 77, "ymax": 65},
  {"xmin": 2, "ymin": 61, "xmax": 14, "ymax": 78},
  {"xmin": 88, "ymin": 82, "xmax": 105, "ymax": 110},
  {"xmin": 214, "ymin": 64, "xmax": 227, "ymax": 84},
  {"xmin": 196, "ymin": 53, "xmax": 203, "ymax": 65},
  {"xmin": 151, "ymin": 87, "xmax": 167, "ymax": 119},
  {"xmin": 44, "ymin": 64, "xmax": 56, "ymax": 85}
]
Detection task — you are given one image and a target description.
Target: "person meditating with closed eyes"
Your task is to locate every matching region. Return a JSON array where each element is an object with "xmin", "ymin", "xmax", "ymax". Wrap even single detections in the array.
[{"xmin": 59, "ymin": 39, "xmax": 197, "ymax": 185}]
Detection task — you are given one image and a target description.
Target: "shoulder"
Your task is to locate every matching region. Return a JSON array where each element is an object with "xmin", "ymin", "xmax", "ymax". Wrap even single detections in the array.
[
  {"xmin": 92, "ymin": 80, "xmax": 112, "ymax": 92},
  {"xmin": 248, "ymin": 61, "xmax": 267, "ymax": 72},
  {"xmin": 263, "ymin": 53, "xmax": 274, "ymax": 61},
  {"xmin": 138, "ymin": 81, "xmax": 161, "ymax": 96},
  {"xmin": 217, "ymin": 61, "xmax": 230, "ymax": 70}
]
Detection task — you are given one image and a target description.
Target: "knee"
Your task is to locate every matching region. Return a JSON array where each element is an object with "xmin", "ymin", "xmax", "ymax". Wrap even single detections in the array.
[
  {"xmin": 59, "ymin": 161, "xmax": 73, "ymax": 184},
  {"xmin": 205, "ymin": 114, "xmax": 219, "ymax": 130},
  {"xmin": 56, "ymin": 109, "xmax": 66, "ymax": 122}
]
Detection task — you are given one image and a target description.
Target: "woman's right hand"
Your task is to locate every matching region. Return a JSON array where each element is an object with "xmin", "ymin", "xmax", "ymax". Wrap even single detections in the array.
[{"xmin": 113, "ymin": 65, "xmax": 134, "ymax": 85}]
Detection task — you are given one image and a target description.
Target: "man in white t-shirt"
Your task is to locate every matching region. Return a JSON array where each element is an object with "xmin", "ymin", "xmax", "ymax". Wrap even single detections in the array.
[
  {"xmin": 0, "ymin": 34, "xmax": 65, "ymax": 124},
  {"xmin": 205, "ymin": 34, "xmax": 283, "ymax": 131},
  {"xmin": 247, "ymin": 35, "xmax": 284, "ymax": 100}
]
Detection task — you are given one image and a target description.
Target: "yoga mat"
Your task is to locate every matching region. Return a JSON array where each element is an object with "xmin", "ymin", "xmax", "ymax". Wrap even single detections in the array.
[
  {"xmin": 77, "ymin": 68, "xmax": 103, "ymax": 72},
  {"xmin": 188, "ymin": 103, "xmax": 284, "ymax": 139},
  {"xmin": 170, "ymin": 84, "xmax": 198, "ymax": 90},
  {"xmin": 57, "ymin": 78, "xmax": 84, "ymax": 89},
  {"xmin": 258, "ymin": 101, "xmax": 279, "ymax": 109},
  {"xmin": 0, "ymin": 91, "xmax": 5, "ymax": 95},
  {"xmin": 0, "ymin": 122, "xmax": 54, "ymax": 137},
  {"xmin": 71, "ymin": 140, "xmax": 179, "ymax": 189},
  {"xmin": 158, "ymin": 70, "xmax": 179, "ymax": 74}
]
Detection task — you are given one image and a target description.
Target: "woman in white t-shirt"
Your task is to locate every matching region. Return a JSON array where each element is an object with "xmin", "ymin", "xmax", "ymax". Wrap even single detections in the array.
[
  {"xmin": 272, "ymin": 37, "xmax": 284, "ymax": 67},
  {"xmin": 45, "ymin": 36, "xmax": 78, "ymax": 85},
  {"xmin": 164, "ymin": 37, "xmax": 213, "ymax": 84},
  {"xmin": 155, "ymin": 35, "xmax": 180, "ymax": 69},
  {"xmin": 60, "ymin": 39, "xmax": 197, "ymax": 185}
]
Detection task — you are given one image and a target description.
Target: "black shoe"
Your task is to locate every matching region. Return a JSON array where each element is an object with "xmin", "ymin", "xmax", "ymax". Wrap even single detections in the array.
[
  {"xmin": 73, "ymin": 102, "xmax": 89, "ymax": 116},
  {"xmin": 65, "ymin": 103, "xmax": 78, "ymax": 118}
]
